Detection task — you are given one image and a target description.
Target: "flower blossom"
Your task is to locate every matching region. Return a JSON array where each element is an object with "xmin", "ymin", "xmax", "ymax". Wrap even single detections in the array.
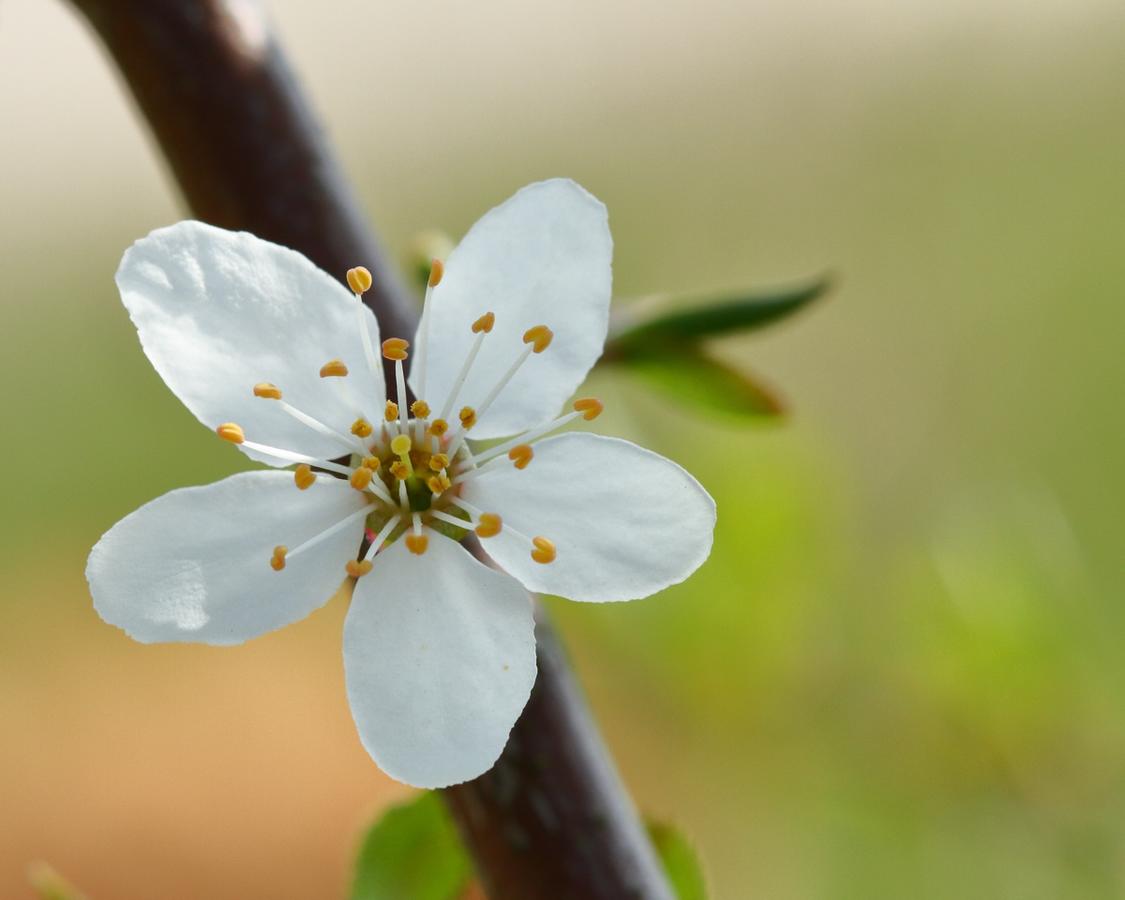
[{"xmin": 86, "ymin": 179, "xmax": 716, "ymax": 788}]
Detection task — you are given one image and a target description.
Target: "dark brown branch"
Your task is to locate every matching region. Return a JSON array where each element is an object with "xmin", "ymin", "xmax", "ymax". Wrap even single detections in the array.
[{"xmin": 67, "ymin": 1, "xmax": 672, "ymax": 898}]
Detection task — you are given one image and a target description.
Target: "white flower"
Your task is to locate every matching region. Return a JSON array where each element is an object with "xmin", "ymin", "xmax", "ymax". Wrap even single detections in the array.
[{"xmin": 86, "ymin": 179, "xmax": 716, "ymax": 788}]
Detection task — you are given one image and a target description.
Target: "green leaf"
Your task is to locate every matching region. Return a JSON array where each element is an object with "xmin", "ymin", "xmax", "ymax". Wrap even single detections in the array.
[
  {"xmin": 625, "ymin": 350, "xmax": 786, "ymax": 419},
  {"xmin": 647, "ymin": 821, "xmax": 709, "ymax": 900},
  {"xmin": 350, "ymin": 793, "xmax": 472, "ymax": 900},
  {"xmin": 608, "ymin": 275, "xmax": 829, "ymax": 353}
]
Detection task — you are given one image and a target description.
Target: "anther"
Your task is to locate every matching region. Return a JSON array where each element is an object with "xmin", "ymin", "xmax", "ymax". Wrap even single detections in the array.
[
  {"xmin": 351, "ymin": 418, "xmax": 373, "ymax": 438},
  {"xmin": 390, "ymin": 461, "xmax": 410, "ymax": 481},
  {"xmin": 293, "ymin": 464, "xmax": 316, "ymax": 490},
  {"xmin": 475, "ymin": 513, "xmax": 502, "ymax": 539},
  {"xmin": 350, "ymin": 467, "xmax": 373, "ymax": 490},
  {"xmin": 346, "ymin": 266, "xmax": 373, "ymax": 295},
  {"xmin": 382, "ymin": 338, "xmax": 409, "ymax": 361},
  {"xmin": 429, "ymin": 453, "xmax": 449, "ymax": 471},
  {"xmin": 427, "ymin": 472, "xmax": 452, "ymax": 494},
  {"xmin": 411, "ymin": 399, "xmax": 431, "ymax": 419},
  {"xmin": 320, "ymin": 359, "xmax": 348, "ymax": 378},
  {"xmin": 362, "ymin": 456, "xmax": 381, "ymax": 471},
  {"xmin": 522, "ymin": 325, "xmax": 554, "ymax": 353},
  {"xmin": 217, "ymin": 423, "xmax": 245, "ymax": 444},
  {"xmin": 385, "ymin": 400, "xmax": 399, "ymax": 422},
  {"xmin": 459, "ymin": 406, "xmax": 477, "ymax": 430},
  {"xmin": 531, "ymin": 536, "xmax": 557, "ymax": 564},
  {"xmin": 253, "ymin": 382, "xmax": 282, "ymax": 400},
  {"xmin": 472, "ymin": 312, "xmax": 496, "ymax": 334},
  {"xmin": 428, "ymin": 258, "xmax": 444, "ymax": 288},
  {"xmin": 345, "ymin": 559, "xmax": 374, "ymax": 578},
  {"xmin": 429, "ymin": 418, "xmax": 449, "ymax": 437},
  {"xmin": 508, "ymin": 444, "xmax": 533, "ymax": 469},
  {"xmin": 573, "ymin": 397, "xmax": 604, "ymax": 421},
  {"xmin": 270, "ymin": 545, "xmax": 288, "ymax": 571},
  {"xmin": 405, "ymin": 533, "xmax": 429, "ymax": 555}
]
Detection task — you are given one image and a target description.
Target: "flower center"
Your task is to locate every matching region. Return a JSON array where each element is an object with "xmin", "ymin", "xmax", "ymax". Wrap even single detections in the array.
[{"xmin": 214, "ymin": 262, "xmax": 602, "ymax": 579}]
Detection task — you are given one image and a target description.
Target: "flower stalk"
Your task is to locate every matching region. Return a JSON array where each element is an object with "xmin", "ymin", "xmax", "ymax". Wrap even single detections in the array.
[{"xmin": 69, "ymin": 1, "xmax": 675, "ymax": 896}]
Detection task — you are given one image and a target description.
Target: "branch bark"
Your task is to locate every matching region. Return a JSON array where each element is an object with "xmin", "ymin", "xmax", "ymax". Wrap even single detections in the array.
[{"xmin": 67, "ymin": 2, "xmax": 673, "ymax": 898}]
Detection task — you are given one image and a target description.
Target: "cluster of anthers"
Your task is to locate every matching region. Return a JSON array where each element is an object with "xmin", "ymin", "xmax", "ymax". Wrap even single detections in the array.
[{"xmin": 213, "ymin": 262, "xmax": 603, "ymax": 579}]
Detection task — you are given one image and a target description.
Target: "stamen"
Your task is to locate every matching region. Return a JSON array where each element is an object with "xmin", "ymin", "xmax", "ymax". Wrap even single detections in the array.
[
  {"xmin": 508, "ymin": 444, "xmax": 533, "ymax": 469},
  {"xmin": 429, "ymin": 418, "xmax": 449, "ymax": 438},
  {"xmin": 390, "ymin": 461, "xmax": 410, "ymax": 481},
  {"xmin": 274, "ymin": 398, "xmax": 368, "ymax": 455},
  {"xmin": 293, "ymin": 464, "xmax": 316, "ymax": 490},
  {"xmin": 438, "ymin": 318, "xmax": 493, "ymax": 420},
  {"xmin": 345, "ymin": 559, "xmax": 374, "ymax": 578},
  {"xmin": 410, "ymin": 400, "xmax": 431, "ymax": 419},
  {"xmin": 429, "ymin": 453, "xmax": 450, "ymax": 471},
  {"xmin": 462, "ymin": 398, "xmax": 604, "ymax": 469},
  {"xmin": 351, "ymin": 280, "xmax": 384, "ymax": 400},
  {"xmin": 412, "ymin": 258, "xmax": 444, "ymax": 401},
  {"xmin": 459, "ymin": 406, "xmax": 477, "ymax": 431},
  {"xmin": 349, "ymin": 467, "xmax": 373, "ymax": 491},
  {"xmin": 216, "ymin": 423, "xmax": 245, "ymax": 444},
  {"xmin": 237, "ymin": 438, "xmax": 353, "ymax": 477},
  {"xmin": 362, "ymin": 513, "xmax": 403, "ymax": 562},
  {"xmin": 426, "ymin": 472, "xmax": 452, "ymax": 495},
  {"xmin": 573, "ymin": 397, "xmax": 604, "ymax": 420},
  {"xmin": 284, "ymin": 502, "xmax": 374, "ymax": 563},
  {"xmin": 531, "ymin": 536, "xmax": 557, "ymax": 564},
  {"xmin": 253, "ymin": 382, "xmax": 282, "ymax": 400},
  {"xmin": 381, "ymin": 338, "xmax": 409, "ymax": 361},
  {"xmin": 475, "ymin": 513, "xmax": 502, "ymax": 538},
  {"xmin": 270, "ymin": 545, "xmax": 287, "ymax": 571},
  {"xmin": 430, "ymin": 509, "xmax": 473, "ymax": 533},
  {"xmin": 319, "ymin": 359, "xmax": 348, "ymax": 378},
  {"xmin": 385, "ymin": 400, "xmax": 399, "ymax": 423},
  {"xmin": 346, "ymin": 266, "xmax": 373, "ymax": 295},
  {"xmin": 522, "ymin": 325, "xmax": 554, "ymax": 353},
  {"xmin": 362, "ymin": 456, "xmax": 381, "ymax": 471},
  {"xmin": 472, "ymin": 311, "xmax": 495, "ymax": 334},
  {"xmin": 351, "ymin": 418, "xmax": 373, "ymax": 438},
  {"xmin": 405, "ymin": 514, "xmax": 428, "ymax": 555}
]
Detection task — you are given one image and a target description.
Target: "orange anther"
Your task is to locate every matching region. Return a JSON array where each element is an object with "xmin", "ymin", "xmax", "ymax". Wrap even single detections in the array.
[
  {"xmin": 216, "ymin": 423, "xmax": 245, "ymax": 444},
  {"xmin": 346, "ymin": 266, "xmax": 373, "ymax": 295},
  {"xmin": 270, "ymin": 545, "xmax": 288, "ymax": 571},
  {"xmin": 573, "ymin": 397, "xmax": 604, "ymax": 421},
  {"xmin": 429, "ymin": 453, "xmax": 449, "ymax": 471},
  {"xmin": 362, "ymin": 456, "xmax": 381, "ymax": 471},
  {"xmin": 320, "ymin": 359, "xmax": 348, "ymax": 378},
  {"xmin": 508, "ymin": 444, "xmax": 533, "ymax": 469},
  {"xmin": 345, "ymin": 559, "xmax": 374, "ymax": 578},
  {"xmin": 381, "ymin": 338, "xmax": 409, "ymax": 361},
  {"xmin": 522, "ymin": 324, "xmax": 554, "ymax": 353},
  {"xmin": 428, "ymin": 258, "xmax": 444, "ymax": 288},
  {"xmin": 475, "ymin": 513, "xmax": 502, "ymax": 539},
  {"xmin": 531, "ymin": 536, "xmax": 556, "ymax": 564},
  {"xmin": 429, "ymin": 418, "xmax": 449, "ymax": 437},
  {"xmin": 405, "ymin": 533, "xmax": 429, "ymax": 555},
  {"xmin": 350, "ymin": 467, "xmax": 373, "ymax": 490},
  {"xmin": 411, "ymin": 399, "xmax": 431, "ymax": 419},
  {"xmin": 384, "ymin": 400, "xmax": 399, "ymax": 422},
  {"xmin": 351, "ymin": 418, "xmax": 373, "ymax": 438},
  {"xmin": 459, "ymin": 406, "xmax": 477, "ymax": 430},
  {"xmin": 390, "ymin": 461, "xmax": 410, "ymax": 481},
  {"xmin": 253, "ymin": 382, "xmax": 282, "ymax": 400},
  {"xmin": 293, "ymin": 464, "xmax": 315, "ymax": 490},
  {"xmin": 472, "ymin": 312, "xmax": 496, "ymax": 334},
  {"xmin": 426, "ymin": 475, "xmax": 449, "ymax": 495}
]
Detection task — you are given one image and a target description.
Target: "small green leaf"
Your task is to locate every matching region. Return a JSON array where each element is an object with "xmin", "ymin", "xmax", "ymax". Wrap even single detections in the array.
[
  {"xmin": 647, "ymin": 821, "xmax": 709, "ymax": 900},
  {"xmin": 608, "ymin": 275, "xmax": 828, "ymax": 353},
  {"xmin": 625, "ymin": 350, "xmax": 786, "ymax": 419},
  {"xmin": 350, "ymin": 793, "xmax": 472, "ymax": 900}
]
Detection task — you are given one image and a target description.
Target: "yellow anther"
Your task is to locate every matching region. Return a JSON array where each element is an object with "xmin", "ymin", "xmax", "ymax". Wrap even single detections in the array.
[
  {"xmin": 531, "ymin": 536, "xmax": 557, "ymax": 564},
  {"xmin": 426, "ymin": 472, "xmax": 452, "ymax": 494},
  {"xmin": 472, "ymin": 311, "xmax": 496, "ymax": 334},
  {"xmin": 346, "ymin": 559, "xmax": 374, "ymax": 578},
  {"xmin": 522, "ymin": 324, "xmax": 554, "ymax": 353},
  {"xmin": 411, "ymin": 399, "xmax": 431, "ymax": 419},
  {"xmin": 350, "ymin": 467, "xmax": 374, "ymax": 490},
  {"xmin": 428, "ymin": 453, "xmax": 449, "ymax": 471},
  {"xmin": 216, "ymin": 423, "xmax": 245, "ymax": 444},
  {"xmin": 475, "ymin": 513, "xmax": 502, "ymax": 539},
  {"xmin": 320, "ymin": 359, "xmax": 349, "ymax": 378},
  {"xmin": 382, "ymin": 338, "xmax": 410, "ymax": 361},
  {"xmin": 405, "ymin": 533, "xmax": 429, "ymax": 555},
  {"xmin": 429, "ymin": 418, "xmax": 449, "ymax": 437},
  {"xmin": 385, "ymin": 400, "xmax": 399, "ymax": 422},
  {"xmin": 270, "ymin": 545, "xmax": 288, "ymax": 571},
  {"xmin": 390, "ymin": 434, "xmax": 412, "ymax": 456},
  {"xmin": 362, "ymin": 456, "xmax": 381, "ymax": 471},
  {"xmin": 390, "ymin": 460, "xmax": 411, "ymax": 481},
  {"xmin": 428, "ymin": 258, "xmax": 445, "ymax": 288},
  {"xmin": 346, "ymin": 266, "xmax": 373, "ymax": 295},
  {"xmin": 293, "ymin": 464, "xmax": 316, "ymax": 490},
  {"xmin": 350, "ymin": 418, "xmax": 373, "ymax": 438},
  {"xmin": 253, "ymin": 382, "xmax": 282, "ymax": 400},
  {"xmin": 573, "ymin": 397, "xmax": 604, "ymax": 421},
  {"xmin": 508, "ymin": 444, "xmax": 533, "ymax": 469},
  {"xmin": 459, "ymin": 406, "xmax": 477, "ymax": 430}
]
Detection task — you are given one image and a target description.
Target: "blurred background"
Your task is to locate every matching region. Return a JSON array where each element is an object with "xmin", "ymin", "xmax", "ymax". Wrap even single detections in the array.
[{"xmin": 2, "ymin": 0, "xmax": 1124, "ymax": 896}]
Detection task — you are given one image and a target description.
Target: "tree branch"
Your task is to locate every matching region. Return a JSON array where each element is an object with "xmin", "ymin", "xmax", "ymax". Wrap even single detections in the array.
[{"xmin": 67, "ymin": 1, "xmax": 672, "ymax": 897}]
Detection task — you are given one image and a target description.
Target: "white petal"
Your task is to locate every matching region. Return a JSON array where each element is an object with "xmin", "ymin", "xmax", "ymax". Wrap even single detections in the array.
[
  {"xmin": 117, "ymin": 221, "xmax": 385, "ymax": 465},
  {"xmin": 464, "ymin": 433, "xmax": 715, "ymax": 602},
  {"xmin": 343, "ymin": 535, "xmax": 536, "ymax": 788},
  {"xmin": 411, "ymin": 179, "xmax": 612, "ymax": 439},
  {"xmin": 87, "ymin": 471, "xmax": 368, "ymax": 645}
]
